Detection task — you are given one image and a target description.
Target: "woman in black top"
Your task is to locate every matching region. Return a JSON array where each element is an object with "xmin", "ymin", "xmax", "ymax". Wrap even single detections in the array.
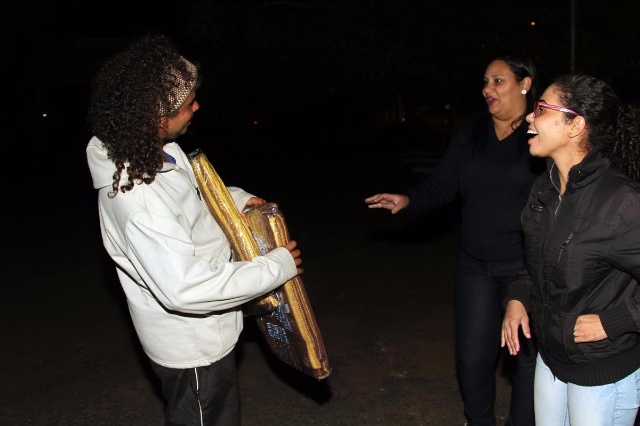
[{"xmin": 366, "ymin": 52, "xmax": 544, "ymax": 426}]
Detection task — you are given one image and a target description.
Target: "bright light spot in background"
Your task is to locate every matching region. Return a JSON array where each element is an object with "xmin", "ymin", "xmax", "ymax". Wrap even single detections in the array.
[
  {"xmin": 42, "ymin": 113, "xmax": 48, "ymax": 118},
  {"xmin": 530, "ymin": 21, "xmax": 536, "ymax": 26},
  {"xmin": 253, "ymin": 120, "xmax": 260, "ymax": 126}
]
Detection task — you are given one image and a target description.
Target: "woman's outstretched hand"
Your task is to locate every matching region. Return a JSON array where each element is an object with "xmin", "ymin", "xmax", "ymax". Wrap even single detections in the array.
[{"xmin": 364, "ymin": 193, "xmax": 410, "ymax": 214}]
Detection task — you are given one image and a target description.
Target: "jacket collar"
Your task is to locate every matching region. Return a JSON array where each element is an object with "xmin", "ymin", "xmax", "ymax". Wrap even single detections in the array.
[{"xmin": 547, "ymin": 146, "xmax": 610, "ymax": 195}]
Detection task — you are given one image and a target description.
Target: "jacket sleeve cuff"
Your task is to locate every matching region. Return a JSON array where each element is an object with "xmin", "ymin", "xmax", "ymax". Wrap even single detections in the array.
[
  {"xmin": 266, "ymin": 246, "xmax": 298, "ymax": 280},
  {"xmin": 600, "ymin": 304, "xmax": 636, "ymax": 341},
  {"xmin": 507, "ymin": 273, "xmax": 532, "ymax": 311},
  {"xmin": 227, "ymin": 186, "xmax": 255, "ymax": 211},
  {"xmin": 402, "ymin": 191, "xmax": 418, "ymax": 212}
]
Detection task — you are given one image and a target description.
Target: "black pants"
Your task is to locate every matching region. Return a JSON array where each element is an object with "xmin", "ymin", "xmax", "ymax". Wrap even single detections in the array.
[
  {"xmin": 455, "ymin": 250, "xmax": 536, "ymax": 426},
  {"xmin": 150, "ymin": 350, "xmax": 240, "ymax": 426}
]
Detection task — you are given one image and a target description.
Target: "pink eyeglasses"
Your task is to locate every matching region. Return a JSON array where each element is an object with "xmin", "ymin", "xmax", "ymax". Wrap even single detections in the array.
[{"xmin": 534, "ymin": 100, "xmax": 588, "ymax": 128}]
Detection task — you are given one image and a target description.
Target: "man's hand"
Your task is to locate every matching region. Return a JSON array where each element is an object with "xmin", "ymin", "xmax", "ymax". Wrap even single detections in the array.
[
  {"xmin": 245, "ymin": 197, "xmax": 266, "ymax": 208},
  {"xmin": 285, "ymin": 240, "xmax": 303, "ymax": 275}
]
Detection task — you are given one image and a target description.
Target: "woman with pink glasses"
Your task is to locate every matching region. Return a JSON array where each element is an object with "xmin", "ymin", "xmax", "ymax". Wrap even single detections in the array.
[{"xmin": 502, "ymin": 74, "xmax": 640, "ymax": 425}]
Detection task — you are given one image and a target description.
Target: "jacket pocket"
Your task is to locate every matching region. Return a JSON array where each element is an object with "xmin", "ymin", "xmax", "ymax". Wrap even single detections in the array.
[
  {"xmin": 530, "ymin": 202, "xmax": 543, "ymax": 212},
  {"xmin": 560, "ymin": 313, "xmax": 590, "ymax": 363},
  {"xmin": 556, "ymin": 232, "xmax": 575, "ymax": 264}
]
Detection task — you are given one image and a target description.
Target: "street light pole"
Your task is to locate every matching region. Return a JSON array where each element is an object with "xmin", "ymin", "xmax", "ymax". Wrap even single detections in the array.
[{"xmin": 570, "ymin": 0, "xmax": 575, "ymax": 72}]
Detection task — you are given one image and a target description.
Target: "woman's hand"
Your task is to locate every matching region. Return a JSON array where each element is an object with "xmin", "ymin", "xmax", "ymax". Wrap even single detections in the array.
[
  {"xmin": 501, "ymin": 300, "xmax": 532, "ymax": 355},
  {"xmin": 574, "ymin": 314, "xmax": 606, "ymax": 343},
  {"xmin": 364, "ymin": 193, "xmax": 410, "ymax": 214}
]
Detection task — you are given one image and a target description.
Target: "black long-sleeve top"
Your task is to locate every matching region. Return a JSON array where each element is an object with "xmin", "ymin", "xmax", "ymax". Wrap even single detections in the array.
[{"xmin": 404, "ymin": 114, "xmax": 545, "ymax": 261}]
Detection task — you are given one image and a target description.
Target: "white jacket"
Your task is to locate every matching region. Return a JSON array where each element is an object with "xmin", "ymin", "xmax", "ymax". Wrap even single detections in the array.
[{"xmin": 86, "ymin": 137, "xmax": 297, "ymax": 368}]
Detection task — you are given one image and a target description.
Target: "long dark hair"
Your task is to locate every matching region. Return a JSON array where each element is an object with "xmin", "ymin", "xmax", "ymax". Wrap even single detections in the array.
[
  {"xmin": 471, "ymin": 51, "xmax": 538, "ymax": 153},
  {"xmin": 87, "ymin": 33, "xmax": 200, "ymax": 197}
]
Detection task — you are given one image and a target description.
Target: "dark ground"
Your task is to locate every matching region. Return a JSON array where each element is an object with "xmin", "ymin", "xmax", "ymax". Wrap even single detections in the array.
[
  {"xmin": 9, "ymin": 24, "xmax": 640, "ymax": 424},
  {"xmin": 1, "ymin": 119, "xmax": 513, "ymax": 426}
]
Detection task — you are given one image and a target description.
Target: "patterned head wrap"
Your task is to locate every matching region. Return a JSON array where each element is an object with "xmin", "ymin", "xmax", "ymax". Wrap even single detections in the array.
[{"xmin": 158, "ymin": 56, "xmax": 198, "ymax": 116}]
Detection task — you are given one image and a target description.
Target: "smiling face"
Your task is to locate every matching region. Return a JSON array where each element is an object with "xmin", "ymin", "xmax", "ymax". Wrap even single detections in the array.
[
  {"xmin": 525, "ymin": 84, "xmax": 576, "ymax": 160},
  {"xmin": 482, "ymin": 59, "xmax": 529, "ymax": 122}
]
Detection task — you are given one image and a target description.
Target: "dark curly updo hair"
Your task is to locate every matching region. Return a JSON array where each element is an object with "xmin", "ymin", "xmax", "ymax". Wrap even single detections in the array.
[
  {"xmin": 87, "ymin": 33, "xmax": 200, "ymax": 197},
  {"xmin": 553, "ymin": 74, "xmax": 640, "ymax": 181}
]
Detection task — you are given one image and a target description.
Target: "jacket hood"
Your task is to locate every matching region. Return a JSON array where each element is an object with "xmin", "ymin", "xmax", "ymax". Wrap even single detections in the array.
[{"xmin": 87, "ymin": 136, "xmax": 118, "ymax": 190}]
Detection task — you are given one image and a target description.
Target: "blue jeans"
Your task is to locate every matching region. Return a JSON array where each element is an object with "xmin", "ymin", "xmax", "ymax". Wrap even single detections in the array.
[
  {"xmin": 534, "ymin": 354, "xmax": 640, "ymax": 425},
  {"xmin": 455, "ymin": 250, "xmax": 536, "ymax": 426}
]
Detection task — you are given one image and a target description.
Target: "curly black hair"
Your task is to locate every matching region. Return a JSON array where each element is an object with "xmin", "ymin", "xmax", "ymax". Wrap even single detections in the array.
[
  {"xmin": 87, "ymin": 33, "xmax": 200, "ymax": 197},
  {"xmin": 553, "ymin": 74, "xmax": 640, "ymax": 182}
]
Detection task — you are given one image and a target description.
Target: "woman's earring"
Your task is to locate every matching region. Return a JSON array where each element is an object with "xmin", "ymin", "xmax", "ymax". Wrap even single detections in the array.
[{"xmin": 521, "ymin": 89, "xmax": 527, "ymax": 95}]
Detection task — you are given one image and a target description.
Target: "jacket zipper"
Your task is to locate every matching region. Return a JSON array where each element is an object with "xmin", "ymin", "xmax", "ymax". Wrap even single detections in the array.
[
  {"xmin": 554, "ymin": 194, "xmax": 562, "ymax": 216},
  {"xmin": 539, "ymin": 196, "xmax": 554, "ymax": 366},
  {"xmin": 549, "ymin": 163, "xmax": 563, "ymax": 216}
]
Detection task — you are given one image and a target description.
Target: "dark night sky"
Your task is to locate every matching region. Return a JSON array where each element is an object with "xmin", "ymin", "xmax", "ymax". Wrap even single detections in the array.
[
  {"xmin": 8, "ymin": 1, "xmax": 640, "ymax": 163},
  {"xmin": 13, "ymin": 2, "xmax": 640, "ymax": 95},
  {"xmin": 4, "ymin": 1, "xmax": 639, "ymax": 269}
]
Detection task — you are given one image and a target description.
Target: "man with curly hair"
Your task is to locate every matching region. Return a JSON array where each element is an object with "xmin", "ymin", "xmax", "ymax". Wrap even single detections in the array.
[{"xmin": 86, "ymin": 33, "xmax": 303, "ymax": 425}]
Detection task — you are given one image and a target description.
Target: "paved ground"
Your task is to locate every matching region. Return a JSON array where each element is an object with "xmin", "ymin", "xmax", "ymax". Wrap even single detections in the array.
[{"xmin": 1, "ymin": 123, "xmax": 516, "ymax": 426}]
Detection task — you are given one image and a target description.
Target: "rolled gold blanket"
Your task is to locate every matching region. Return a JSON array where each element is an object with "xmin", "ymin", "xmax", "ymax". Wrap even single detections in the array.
[
  {"xmin": 188, "ymin": 149, "xmax": 278, "ymax": 314},
  {"xmin": 188, "ymin": 149, "xmax": 331, "ymax": 380},
  {"xmin": 244, "ymin": 202, "xmax": 331, "ymax": 380}
]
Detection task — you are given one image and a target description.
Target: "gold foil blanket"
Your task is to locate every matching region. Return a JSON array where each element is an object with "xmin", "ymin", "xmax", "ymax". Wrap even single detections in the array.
[{"xmin": 188, "ymin": 149, "xmax": 331, "ymax": 380}]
